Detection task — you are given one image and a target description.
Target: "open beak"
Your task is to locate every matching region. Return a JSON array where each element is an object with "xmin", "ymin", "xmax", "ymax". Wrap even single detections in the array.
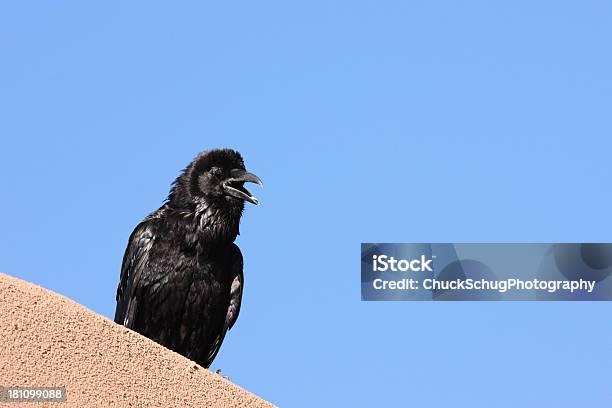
[{"xmin": 223, "ymin": 169, "xmax": 263, "ymax": 205}]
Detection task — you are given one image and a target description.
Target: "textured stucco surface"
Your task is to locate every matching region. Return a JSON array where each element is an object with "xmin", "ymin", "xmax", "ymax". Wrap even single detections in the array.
[{"xmin": 0, "ymin": 273, "xmax": 273, "ymax": 408}]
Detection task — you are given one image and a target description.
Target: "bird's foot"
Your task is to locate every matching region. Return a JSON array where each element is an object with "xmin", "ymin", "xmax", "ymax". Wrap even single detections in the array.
[{"xmin": 215, "ymin": 368, "xmax": 231, "ymax": 381}]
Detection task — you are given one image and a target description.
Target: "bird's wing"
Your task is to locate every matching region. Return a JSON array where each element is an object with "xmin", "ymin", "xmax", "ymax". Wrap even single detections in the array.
[
  {"xmin": 114, "ymin": 220, "xmax": 156, "ymax": 326},
  {"xmin": 203, "ymin": 243, "xmax": 244, "ymax": 367},
  {"xmin": 226, "ymin": 243, "xmax": 244, "ymax": 331}
]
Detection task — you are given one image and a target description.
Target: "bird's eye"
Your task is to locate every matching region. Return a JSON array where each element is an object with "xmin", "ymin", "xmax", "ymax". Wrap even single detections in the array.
[{"xmin": 209, "ymin": 167, "xmax": 223, "ymax": 177}]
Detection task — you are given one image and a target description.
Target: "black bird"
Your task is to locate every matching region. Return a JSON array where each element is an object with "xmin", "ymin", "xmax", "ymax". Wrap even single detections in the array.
[{"xmin": 114, "ymin": 148, "xmax": 262, "ymax": 368}]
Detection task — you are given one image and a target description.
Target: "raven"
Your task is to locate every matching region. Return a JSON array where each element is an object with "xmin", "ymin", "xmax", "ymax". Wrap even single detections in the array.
[{"xmin": 114, "ymin": 148, "xmax": 262, "ymax": 368}]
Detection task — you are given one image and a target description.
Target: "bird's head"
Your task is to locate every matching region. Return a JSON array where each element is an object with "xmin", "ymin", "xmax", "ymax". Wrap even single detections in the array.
[{"xmin": 169, "ymin": 149, "xmax": 263, "ymax": 208}]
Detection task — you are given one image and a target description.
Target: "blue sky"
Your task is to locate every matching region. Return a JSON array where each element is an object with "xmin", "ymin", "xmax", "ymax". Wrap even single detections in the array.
[{"xmin": 1, "ymin": 1, "xmax": 610, "ymax": 407}]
